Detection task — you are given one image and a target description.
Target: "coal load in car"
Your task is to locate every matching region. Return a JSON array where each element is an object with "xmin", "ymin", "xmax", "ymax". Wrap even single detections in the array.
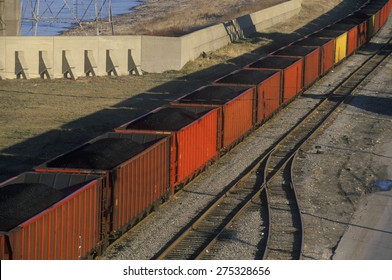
[
  {"xmin": 46, "ymin": 138, "xmax": 148, "ymax": 170},
  {"xmin": 176, "ymin": 85, "xmax": 252, "ymax": 105},
  {"xmin": 123, "ymin": 107, "xmax": 208, "ymax": 132},
  {"xmin": 0, "ymin": 182, "xmax": 65, "ymax": 232}
]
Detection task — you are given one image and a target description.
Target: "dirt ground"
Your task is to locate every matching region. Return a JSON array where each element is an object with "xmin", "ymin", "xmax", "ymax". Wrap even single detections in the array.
[{"xmin": 2, "ymin": 0, "xmax": 389, "ymax": 260}]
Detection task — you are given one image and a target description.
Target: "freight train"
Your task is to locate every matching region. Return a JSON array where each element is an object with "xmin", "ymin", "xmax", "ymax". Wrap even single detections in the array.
[{"xmin": 1, "ymin": 0, "xmax": 391, "ymax": 260}]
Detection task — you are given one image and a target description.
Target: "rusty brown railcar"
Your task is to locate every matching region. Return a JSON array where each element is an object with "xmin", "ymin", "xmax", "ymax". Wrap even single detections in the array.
[
  {"xmin": 246, "ymin": 56, "xmax": 303, "ymax": 104},
  {"xmin": 0, "ymin": 172, "xmax": 107, "ymax": 260},
  {"xmin": 35, "ymin": 132, "xmax": 171, "ymax": 238},
  {"xmin": 292, "ymin": 37, "xmax": 335, "ymax": 76},
  {"xmin": 271, "ymin": 45, "xmax": 321, "ymax": 88},
  {"xmin": 326, "ymin": 23, "xmax": 359, "ymax": 56},
  {"xmin": 363, "ymin": 0, "xmax": 390, "ymax": 26},
  {"xmin": 309, "ymin": 29, "xmax": 348, "ymax": 64},
  {"xmin": 338, "ymin": 13, "xmax": 371, "ymax": 48},
  {"xmin": 115, "ymin": 105, "xmax": 219, "ymax": 194},
  {"xmin": 173, "ymin": 84, "xmax": 256, "ymax": 150},
  {"xmin": 361, "ymin": 5, "xmax": 383, "ymax": 36},
  {"xmin": 213, "ymin": 69, "xmax": 282, "ymax": 123}
]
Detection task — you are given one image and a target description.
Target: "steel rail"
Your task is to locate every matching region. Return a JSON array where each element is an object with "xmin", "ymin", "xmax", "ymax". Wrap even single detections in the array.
[{"xmin": 291, "ymin": 151, "xmax": 305, "ymax": 260}]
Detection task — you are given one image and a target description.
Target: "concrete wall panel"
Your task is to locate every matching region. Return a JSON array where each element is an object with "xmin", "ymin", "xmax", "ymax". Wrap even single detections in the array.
[
  {"xmin": 141, "ymin": 36, "xmax": 182, "ymax": 73},
  {"xmin": 181, "ymin": 24, "xmax": 231, "ymax": 67},
  {"xmin": 2, "ymin": 37, "xmax": 54, "ymax": 79},
  {"xmin": 0, "ymin": 37, "xmax": 5, "ymax": 77},
  {"xmin": 249, "ymin": 0, "xmax": 301, "ymax": 33},
  {"xmin": 53, "ymin": 37, "xmax": 99, "ymax": 78},
  {"xmin": 178, "ymin": 0, "xmax": 302, "ymax": 70},
  {"xmin": 97, "ymin": 36, "xmax": 142, "ymax": 76}
]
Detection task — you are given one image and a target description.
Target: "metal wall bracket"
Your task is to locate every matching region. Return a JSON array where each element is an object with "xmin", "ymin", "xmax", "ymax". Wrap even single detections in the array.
[
  {"xmin": 84, "ymin": 50, "xmax": 97, "ymax": 77},
  {"xmin": 39, "ymin": 50, "xmax": 52, "ymax": 79},
  {"xmin": 106, "ymin": 49, "xmax": 119, "ymax": 76},
  {"xmin": 15, "ymin": 51, "xmax": 28, "ymax": 79},
  {"xmin": 128, "ymin": 49, "xmax": 142, "ymax": 75},
  {"xmin": 0, "ymin": 59, "xmax": 4, "ymax": 80},
  {"xmin": 62, "ymin": 50, "xmax": 75, "ymax": 80},
  {"xmin": 223, "ymin": 19, "xmax": 244, "ymax": 43}
]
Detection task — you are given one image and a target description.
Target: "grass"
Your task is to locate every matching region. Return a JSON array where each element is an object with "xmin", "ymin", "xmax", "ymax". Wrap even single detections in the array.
[{"xmin": 65, "ymin": 0, "xmax": 288, "ymax": 36}]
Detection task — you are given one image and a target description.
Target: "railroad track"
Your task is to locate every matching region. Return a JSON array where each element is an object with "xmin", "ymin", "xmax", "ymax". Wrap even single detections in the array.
[{"xmin": 150, "ymin": 39, "xmax": 392, "ymax": 260}]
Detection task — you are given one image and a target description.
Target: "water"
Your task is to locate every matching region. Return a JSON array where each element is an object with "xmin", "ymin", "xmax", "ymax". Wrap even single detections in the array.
[
  {"xmin": 373, "ymin": 180, "xmax": 392, "ymax": 191},
  {"xmin": 20, "ymin": 0, "xmax": 140, "ymax": 36}
]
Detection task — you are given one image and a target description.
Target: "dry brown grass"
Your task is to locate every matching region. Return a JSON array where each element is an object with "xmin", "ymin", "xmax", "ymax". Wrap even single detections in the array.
[
  {"xmin": 181, "ymin": 38, "xmax": 271, "ymax": 73},
  {"xmin": 65, "ymin": 0, "xmax": 288, "ymax": 36},
  {"xmin": 129, "ymin": 0, "xmax": 287, "ymax": 36}
]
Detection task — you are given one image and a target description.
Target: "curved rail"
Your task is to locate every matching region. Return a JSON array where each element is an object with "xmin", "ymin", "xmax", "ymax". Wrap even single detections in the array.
[
  {"xmin": 264, "ymin": 155, "xmax": 301, "ymax": 260},
  {"xmin": 291, "ymin": 151, "xmax": 305, "ymax": 259}
]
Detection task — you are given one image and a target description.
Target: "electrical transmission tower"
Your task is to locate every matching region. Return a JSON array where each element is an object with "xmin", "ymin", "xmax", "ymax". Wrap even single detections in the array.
[{"xmin": 20, "ymin": 0, "xmax": 114, "ymax": 36}]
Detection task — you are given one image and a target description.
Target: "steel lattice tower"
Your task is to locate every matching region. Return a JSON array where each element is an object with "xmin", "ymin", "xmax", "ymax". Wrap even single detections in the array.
[{"xmin": 20, "ymin": 0, "xmax": 113, "ymax": 35}]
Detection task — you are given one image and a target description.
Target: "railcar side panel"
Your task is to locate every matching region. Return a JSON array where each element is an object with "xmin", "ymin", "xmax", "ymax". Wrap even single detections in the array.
[
  {"xmin": 2, "ymin": 175, "xmax": 105, "ymax": 260},
  {"xmin": 281, "ymin": 60, "xmax": 303, "ymax": 103},
  {"xmin": 257, "ymin": 71, "xmax": 282, "ymax": 121},
  {"xmin": 303, "ymin": 48, "xmax": 321, "ymax": 87},
  {"xmin": 246, "ymin": 56, "xmax": 303, "ymax": 104},
  {"xmin": 334, "ymin": 33, "xmax": 348, "ymax": 63},
  {"xmin": 0, "ymin": 234, "xmax": 8, "ymax": 260},
  {"xmin": 321, "ymin": 40, "xmax": 336, "ymax": 74},
  {"xmin": 221, "ymin": 89, "xmax": 254, "ymax": 148},
  {"xmin": 111, "ymin": 138, "xmax": 170, "ymax": 232},
  {"xmin": 346, "ymin": 27, "xmax": 359, "ymax": 56},
  {"xmin": 174, "ymin": 109, "xmax": 218, "ymax": 187}
]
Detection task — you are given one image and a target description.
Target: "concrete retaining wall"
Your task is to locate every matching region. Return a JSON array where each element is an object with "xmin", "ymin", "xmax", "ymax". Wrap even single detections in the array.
[
  {"xmin": 0, "ymin": 36, "xmax": 142, "ymax": 79},
  {"xmin": 177, "ymin": 0, "xmax": 302, "ymax": 72},
  {"xmin": 0, "ymin": 0, "xmax": 301, "ymax": 79}
]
